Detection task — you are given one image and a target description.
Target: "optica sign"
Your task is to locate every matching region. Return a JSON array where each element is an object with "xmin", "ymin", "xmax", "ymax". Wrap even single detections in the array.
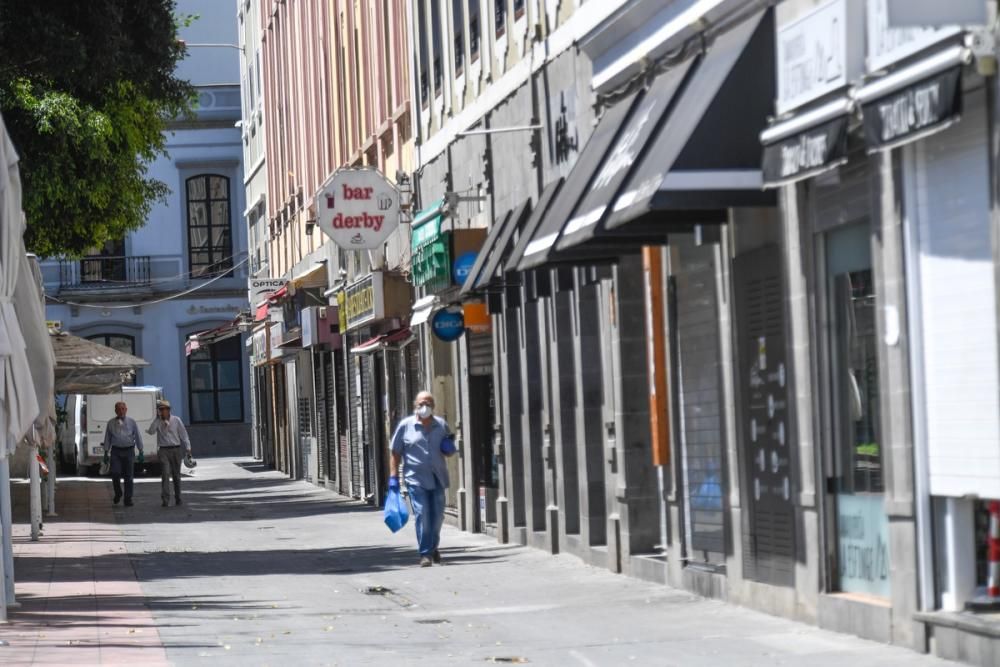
[
  {"xmin": 316, "ymin": 168, "xmax": 400, "ymax": 249},
  {"xmin": 431, "ymin": 308, "xmax": 464, "ymax": 342}
]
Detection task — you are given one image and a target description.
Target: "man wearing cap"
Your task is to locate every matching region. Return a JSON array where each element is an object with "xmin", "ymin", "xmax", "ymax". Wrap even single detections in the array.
[
  {"xmin": 389, "ymin": 390, "xmax": 457, "ymax": 567},
  {"xmin": 103, "ymin": 401, "xmax": 143, "ymax": 506},
  {"xmin": 147, "ymin": 400, "xmax": 192, "ymax": 507}
]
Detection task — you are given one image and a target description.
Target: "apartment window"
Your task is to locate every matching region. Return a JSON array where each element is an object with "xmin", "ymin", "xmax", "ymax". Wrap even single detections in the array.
[
  {"xmin": 495, "ymin": 0, "xmax": 506, "ymax": 37},
  {"xmin": 188, "ymin": 335, "xmax": 244, "ymax": 423},
  {"xmin": 432, "ymin": 0, "xmax": 443, "ymax": 96},
  {"xmin": 514, "ymin": 0, "xmax": 525, "ymax": 20},
  {"xmin": 186, "ymin": 175, "xmax": 234, "ymax": 278},
  {"xmin": 453, "ymin": 0, "xmax": 465, "ymax": 75},
  {"xmin": 469, "ymin": 0, "xmax": 480, "ymax": 62}
]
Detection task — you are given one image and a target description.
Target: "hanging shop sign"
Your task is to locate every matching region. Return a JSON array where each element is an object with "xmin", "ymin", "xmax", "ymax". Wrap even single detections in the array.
[
  {"xmin": 316, "ymin": 168, "xmax": 400, "ymax": 249},
  {"xmin": 343, "ymin": 272, "xmax": 385, "ymax": 331},
  {"xmin": 868, "ymin": 0, "xmax": 962, "ymax": 73},
  {"xmin": 250, "ymin": 327, "xmax": 269, "ymax": 366},
  {"xmin": 861, "ymin": 66, "xmax": 962, "ymax": 151},
  {"xmin": 431, "ymin": 308, "xmax": 465, "ymax": 342},
  {"xmin": 249, "ymin": 278, "xmax": 286, "ymax": 305},
  {"xmin": 452, "ymin": 251, "xmax": 478, "ymax": 286},
  {"xmin": 762, "ymin": 114, "xmax": 850, "ymax": 187},
  {"xmin": 775, "ymin": 0, "xmax": 864, "ymax": 114}
]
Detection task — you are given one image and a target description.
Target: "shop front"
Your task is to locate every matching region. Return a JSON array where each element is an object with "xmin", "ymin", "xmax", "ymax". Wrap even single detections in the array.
[{"xmin": 337, "ymin": 270, "xmax": 412, "ymax": 505}]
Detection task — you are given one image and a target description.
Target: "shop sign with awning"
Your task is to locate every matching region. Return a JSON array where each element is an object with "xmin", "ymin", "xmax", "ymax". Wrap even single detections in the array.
[
  {"xmin": 761, "ymin": 98, "xmax": 852, "ymax": 188},
  {"xmin": 411, "ymin": 203, "xmax": 450, "ymax": 291},
  {"xmin": 185, "ymin": 317, "xmax": 244, "ymax": 357},
  {"xmin": 351, "ymin": 327, "xmax": 414, "ymax": 355},
  {"xmin": 858, "ymin": 44, "xmax": 967, "ymax": 152}
]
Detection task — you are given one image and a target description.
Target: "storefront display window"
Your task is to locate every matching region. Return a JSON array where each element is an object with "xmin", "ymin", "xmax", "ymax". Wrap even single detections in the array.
[{"xmin": 826, "ymin": 223, "xmax": 890, "ymax": 597}]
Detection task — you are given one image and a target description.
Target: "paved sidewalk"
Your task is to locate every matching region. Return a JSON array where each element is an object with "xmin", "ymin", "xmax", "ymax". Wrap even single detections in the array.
[
  {"xmin": 0, "ymin": 459, "xmax": 963, "ymax": 666},
  {"xmin": 2, "ymin": 479, "xmax": 168, "ymax": 665}
]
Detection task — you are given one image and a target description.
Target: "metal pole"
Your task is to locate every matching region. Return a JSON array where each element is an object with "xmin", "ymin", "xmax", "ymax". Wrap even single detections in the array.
[
  {"xmin": 29, "ymin": 448, "xmax": 40, "ymax": 541},
  {"xmin": 0, "ymin": 451, "xmax": 17, "ymax": 606}
]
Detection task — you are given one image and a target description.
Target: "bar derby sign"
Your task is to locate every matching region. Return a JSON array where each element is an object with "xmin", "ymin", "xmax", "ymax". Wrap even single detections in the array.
[{"xmin": 316, "ymin": 168, "xmax": 400, "ymax": 249}]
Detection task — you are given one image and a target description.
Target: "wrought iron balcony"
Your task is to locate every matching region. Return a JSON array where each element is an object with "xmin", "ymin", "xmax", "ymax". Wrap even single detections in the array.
[{"xmin": 58, "ymin": 255, "xmax": 152, "ymax": 290}]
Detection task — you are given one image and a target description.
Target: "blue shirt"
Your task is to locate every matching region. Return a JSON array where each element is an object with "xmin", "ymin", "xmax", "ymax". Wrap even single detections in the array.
[
  {"xmin": 390, "ymin": 415, "xmax": 452, "ymax": 490},
  {"xmin": 103, "ymin": 417, "xmax": 142, "ymax": 452}
]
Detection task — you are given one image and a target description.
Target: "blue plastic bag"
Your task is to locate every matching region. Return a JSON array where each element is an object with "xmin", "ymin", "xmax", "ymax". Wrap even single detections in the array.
[{"xmin": 383, "ymin": 488, "xmax": 410, "ymax": 533}]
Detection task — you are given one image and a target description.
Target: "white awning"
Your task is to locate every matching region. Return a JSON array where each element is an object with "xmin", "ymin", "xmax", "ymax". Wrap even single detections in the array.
[{"xmin": 409, "ymin": 295, "xmax": 438, "ymax": 327}]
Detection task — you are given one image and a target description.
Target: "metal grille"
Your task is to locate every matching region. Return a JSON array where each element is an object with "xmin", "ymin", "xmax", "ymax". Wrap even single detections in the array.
[
  {"xmin": 334, "ymin": 352, "xmax": 350, "ymax": 497},
  {"xmin": 348, "ymin": 342, "xmax": 362, "ymax": 497},
  {"xmin": 315, "ymin": 355, "xmax": 328, "ymax": 483},
  {"xmin": 675, "ymin": 241, "xmax": 725, "ymax": 563},
  {"xmin": 298, "ymin": 397, "xmax": 312, "ymax": 483},
  {"xmin": 735, "ymin": 245, "xmax": 795, "ymax": 587},
  {"xmin": 468, "ymin": 332, "xmax": 493, "ymax": 376},
  {"xmin": 361, "ymin": 354, "xmax": 376, "ymax": 501}
]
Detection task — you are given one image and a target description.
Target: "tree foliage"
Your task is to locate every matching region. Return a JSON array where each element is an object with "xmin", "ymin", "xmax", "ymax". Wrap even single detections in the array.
[{"xmin": 0, "ymin": 1, "xmax": 194, "ymax": 257}]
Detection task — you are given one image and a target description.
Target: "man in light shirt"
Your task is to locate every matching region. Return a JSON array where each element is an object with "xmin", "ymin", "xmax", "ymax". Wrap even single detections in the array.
[
  {"xmin": 147, "ymin": 399, "xmax": 192, "ymax": 507},
  {"xmin": 103, "ymin": 401, "xmax": 143, "ymax": 506}
]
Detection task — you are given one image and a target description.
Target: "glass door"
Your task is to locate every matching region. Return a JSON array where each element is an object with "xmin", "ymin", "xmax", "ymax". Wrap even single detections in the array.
[{"xmin": 826, "ymin": 224, "xmax": 890, "ymax": 597}]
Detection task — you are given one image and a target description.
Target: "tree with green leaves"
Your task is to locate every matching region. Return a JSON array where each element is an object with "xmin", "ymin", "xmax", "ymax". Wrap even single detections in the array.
[{"xmin": 0, "ymin": 1, "xmax": 195, "ymax": 257}]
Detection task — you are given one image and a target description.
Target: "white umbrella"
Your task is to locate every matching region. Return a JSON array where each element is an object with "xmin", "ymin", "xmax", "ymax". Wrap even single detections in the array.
[{"xmin": 0, "ymin": 111, "xmax": 47, "ymax": 619}]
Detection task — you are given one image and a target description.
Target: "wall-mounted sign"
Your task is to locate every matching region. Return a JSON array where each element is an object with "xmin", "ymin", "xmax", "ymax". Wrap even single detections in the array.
[
  {"xmin": 316, "ymin": 168, "xmax": 400, "ymax": 249},
  {"xmin": 186, "ymin": 304, "xmax": 241, "ymax": 315},
  {"xmin": 343, "ymin": 272, "xmax": 385, "ymax": 331},
  {"xmin": 885, "ymin": 0, "xmax": 985, "ymax": 30},
  {"xmin": 775, "ymin": 0, "xmax": 864, "ymax": 114},
  {"xmin": 867, "ymin": 0, "xmax": 962, "ymax": 73},
  {"xmin": 452, "ymin": 251, "xmax": 478, "ymax": 286},
  {"xmin": 251, "ymin": 328, "xmax": 269, "ymax": 366},
  {"xmin": 431, "ymin": 308, "xmax": 465, "ymax": 342},
  {"xmin": 249, "ymin": 278, "xmax": 286, "ymax": 306},
  {"xmin": 861, "ymin": 66, "xmax": 962, "ymax": 150}
]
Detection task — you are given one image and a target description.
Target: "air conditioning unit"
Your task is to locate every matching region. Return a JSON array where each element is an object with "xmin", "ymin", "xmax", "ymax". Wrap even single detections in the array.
[{"xmin": 301, "ymin": 305, "xmax": 342, "ymax": 349}]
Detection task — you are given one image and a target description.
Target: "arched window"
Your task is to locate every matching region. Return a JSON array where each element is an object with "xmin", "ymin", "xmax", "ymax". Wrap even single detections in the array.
[
  {"xmin": 87, "ymin": 334, "xmax": 137, "ymax": 385},
  {"xmin": 186, "ymin": 174, "xmax": 233, "ymax": 278}
]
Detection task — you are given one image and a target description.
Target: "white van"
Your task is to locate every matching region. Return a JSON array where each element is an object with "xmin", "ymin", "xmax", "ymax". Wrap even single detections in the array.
[{"xmin": 58, "ymin": 386, "xmax": 164, "ymax": 475}]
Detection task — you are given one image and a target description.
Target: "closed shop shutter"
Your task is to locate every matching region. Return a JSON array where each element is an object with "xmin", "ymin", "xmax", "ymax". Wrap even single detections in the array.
[
  {"xmin": 361, "ymin": 353, "xmax": 376, "ymax": 499},
  {"xmin": 298, "ymin": 396, "xmax": 312, "ymax": 483},
  {"xmin": 905, "ymin": 89, "xmax": 1000, "ymax": 498},
  {"xmin": 315, "ymin": 355, "xmax": 327, "ymax": 483},
  {"xmin": 334, "ymin": 352, "xmax": 350, "ymax": 496},
  {"xmin": 735, "ymin": 244, "xmax": 795, "ymax": 587},
  {"xmin": 673, "ymin": 239, "xmax": 726, "ymax": 564},
  {"xmin": 468, "ymin": 332, "xmax": 493, "ymax": 376},
  {"xmin": 348, "ymin": 339, "xmax": 362, "ymax": 497}
]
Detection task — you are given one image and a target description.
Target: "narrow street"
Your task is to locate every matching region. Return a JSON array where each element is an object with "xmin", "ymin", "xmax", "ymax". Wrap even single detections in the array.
[{"xmin": 1, "ymin": 458, "xmax": 959, "ymax": 666}]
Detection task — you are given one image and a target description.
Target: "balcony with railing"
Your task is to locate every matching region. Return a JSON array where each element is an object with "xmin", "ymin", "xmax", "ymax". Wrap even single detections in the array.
[{"xmin": 57, "ymin": 255, "xmax": 152, "ymax": 292}]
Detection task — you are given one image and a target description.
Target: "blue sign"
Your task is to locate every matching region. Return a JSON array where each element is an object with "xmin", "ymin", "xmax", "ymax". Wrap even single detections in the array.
[
  {"xmin": 453, "ymin": 251, "xmax": 478, "ymax": 286},
  {"xmin": 431, "ymin": 308, "xmax": 465, "ymax": 342}
]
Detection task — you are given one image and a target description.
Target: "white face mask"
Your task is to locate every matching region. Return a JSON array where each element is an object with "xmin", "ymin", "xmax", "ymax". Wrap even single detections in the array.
[{"xmin": 415, "ymin": 404, "xmax": 433, "ymax": 419}]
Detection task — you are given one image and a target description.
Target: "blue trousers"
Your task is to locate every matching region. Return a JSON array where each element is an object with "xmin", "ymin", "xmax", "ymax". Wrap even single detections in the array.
[{"xmin": 408, "ymin": 485, "xmax": 446, "ymax": 557}]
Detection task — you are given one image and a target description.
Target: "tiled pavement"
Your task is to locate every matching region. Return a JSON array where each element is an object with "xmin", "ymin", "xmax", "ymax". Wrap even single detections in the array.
[{"xmin": 2, "ymin": 479, "xmax": 168, "ymax": 666}]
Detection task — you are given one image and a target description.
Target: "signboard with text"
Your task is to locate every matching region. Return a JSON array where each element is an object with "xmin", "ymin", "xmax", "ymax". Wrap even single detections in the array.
[
  {"xmin": 343, "ymin": 272, "xmax": 385, "ymax": 331},
  {"xmin": 249, "ymin": 278, "xmax": 286, "ymax": 306},
  {"xmin": 776, "ymin": 0, "xmax": 864, "ymax": 114},
  {"xmin": 316, "ymin": 168, "xmax": 400, "ymax": 250},
  {"xmin": 868, "ymin": 0, "xmax": 962, "ymax": 73}
]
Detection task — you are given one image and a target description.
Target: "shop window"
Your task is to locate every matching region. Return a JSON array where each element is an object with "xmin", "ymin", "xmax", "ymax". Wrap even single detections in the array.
[
  {"xmin": 826, "ymin": 223, "xmax": 889, "ymax": 597},
  {"xmin": 186, "ymin": 175, "xmax": 234, "ymax": 278},
  {"xmin": 188, "ymin": 335, "xmax": 244, "ymax": 424}
]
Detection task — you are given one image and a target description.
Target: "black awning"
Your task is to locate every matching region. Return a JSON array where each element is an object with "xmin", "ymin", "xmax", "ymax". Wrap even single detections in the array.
[
  {"xmin": 760, "ymin": 98, "xmax": 852, "ymax": 188},
  {"xmin": 459, "ymin": 208, "xmax": 513, "ymax": 296},
  {"xmin": 556, "ymin": 60, "xmax": 694, "ymax": 252},
  {"xmin": 468, "ymin": 199, "xmax": 531, "ymax": 293},
  {"xmin": 857, "ymin": 44, "xmax": 968, "ymax": 152},
  {"xmin": 594, "ymin": 11, "xmax": 775, "ymax": 237},
  {"xmin": 503, "ymin": 178, "xmax": 564, "ymax": 273},
  {"xmin": 515, "ymin": 90, "xmax": 644, "ymax": 271}
]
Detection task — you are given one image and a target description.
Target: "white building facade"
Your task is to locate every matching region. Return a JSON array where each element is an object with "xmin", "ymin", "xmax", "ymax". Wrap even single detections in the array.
[{"xmin": 42, "ymin": 0, "xmax": 251, "ymax": 456}]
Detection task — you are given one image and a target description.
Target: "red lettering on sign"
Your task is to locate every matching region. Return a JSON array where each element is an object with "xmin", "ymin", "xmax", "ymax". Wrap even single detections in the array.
[
  {"xmin": 331, "ymin": 212, "xmax": 385, "ymax": 232},
  {"xmin": 342, "ymin": 184, "xmax": 375, "ymax": 200}
]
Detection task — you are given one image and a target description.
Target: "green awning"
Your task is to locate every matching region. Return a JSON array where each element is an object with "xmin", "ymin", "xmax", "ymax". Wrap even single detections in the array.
[{"xmin": 411, "ymin": 213, "xmax": 442, "ymax": 252}]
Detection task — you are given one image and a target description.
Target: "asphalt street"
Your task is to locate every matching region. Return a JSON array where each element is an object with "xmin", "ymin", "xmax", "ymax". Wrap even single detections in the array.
[{"xmin": 6, "ymin": 458, "xmax": 963, "ymax": 666}]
